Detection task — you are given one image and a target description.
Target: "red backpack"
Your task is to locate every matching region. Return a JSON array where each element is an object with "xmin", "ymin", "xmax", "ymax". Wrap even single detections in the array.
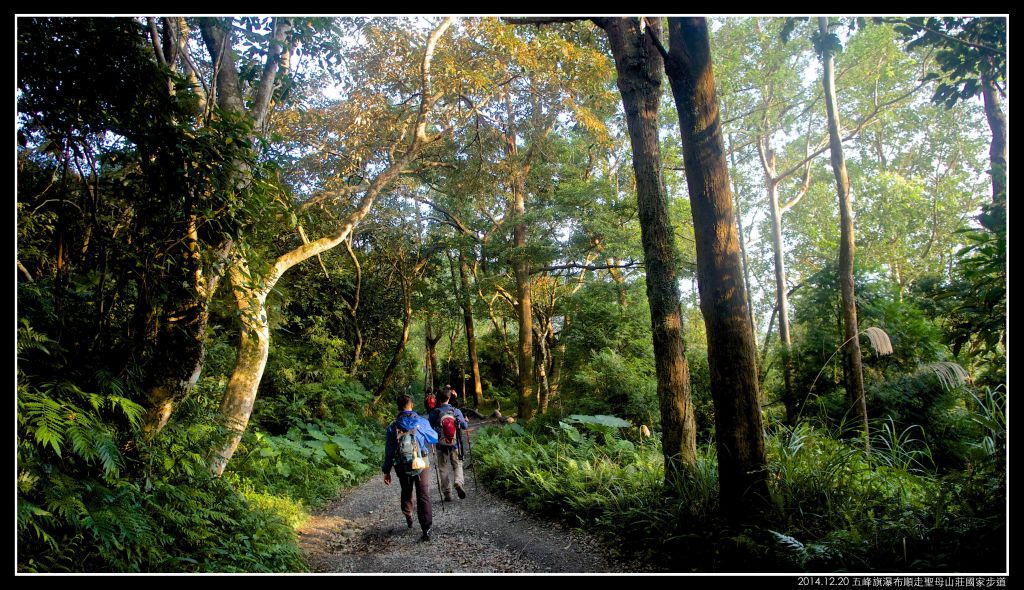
[
  {"xmin": 438, "ymin": 406, "xmax": 459, "ymax": 447},
  {"xmin": 424, "ymin": 392, "xmax": 437, "ymax": 412}
]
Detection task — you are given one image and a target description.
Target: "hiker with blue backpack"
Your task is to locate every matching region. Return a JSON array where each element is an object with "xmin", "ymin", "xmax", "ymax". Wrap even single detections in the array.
[
  {"xmin": 427, "ymin": 388, "xmax": 469, "ymax": 502},
  {"xmin": 382, "ymin": 394, "xmax": 438, "ymax": 541}
]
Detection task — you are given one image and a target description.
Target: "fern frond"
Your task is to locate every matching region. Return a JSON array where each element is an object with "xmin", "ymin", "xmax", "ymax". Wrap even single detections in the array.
[
  {"xmin": 94, "ymin": 431, "xmax": 123, "ymax": 479},
  {"xmin": 22, "ymin": 395, "xmax": 68, "ymax": 456},
  {"xmin": 66, "ymin": 419, "xmax": 98, "ymax": 462},
  {"xmin": 106, "ymin": 395, "xmax": 145, "ymax": 428}
]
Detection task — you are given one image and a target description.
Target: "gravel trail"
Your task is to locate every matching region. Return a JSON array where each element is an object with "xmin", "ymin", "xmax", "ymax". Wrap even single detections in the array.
[{"xmin": 299, "ymin": 418, "xmax": 651, "ymax": 573}]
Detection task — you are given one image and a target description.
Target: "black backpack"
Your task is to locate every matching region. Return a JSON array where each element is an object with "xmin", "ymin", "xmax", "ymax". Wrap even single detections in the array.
[{"xmin": 395, "ymin": 423, "xmax": 428, "ymax": 476}]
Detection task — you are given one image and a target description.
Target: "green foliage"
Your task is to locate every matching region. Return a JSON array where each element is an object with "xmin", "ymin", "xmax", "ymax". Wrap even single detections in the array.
[
  {"xmin": 912, "ymin": 202, "xmax": 1006, "ymax": 387},
  {"xmin": 227, "ymin": 419, "xmax": 380, "ymax": 508},
  {"xmin": 889, "ymin": 17, "xmax": 1006, "ymax": 108},
  {"xmin": 786, "ymin": 265, "xmax": 952, "ymax": 427},
  {"xmin": 963, "ymin": 386, "xmax": 1006, "ymax": 463},
  {"xmin": 17, "ymin": 306, "xmax": 378, "ymax": 572},
  {"xmin": 568, "ymin": 348, "xmax": 658, "ymax": 427},
  {"xmin": 17, "ymin": 340, "xmax": 306, "ymax": 572},
  {"xmin": 476, "ymin": 417, "xmax": 1004, "ymax": 571},
  {"xmin": 474, "ymin": 417, "xmax": 670, "ymax": 522}
]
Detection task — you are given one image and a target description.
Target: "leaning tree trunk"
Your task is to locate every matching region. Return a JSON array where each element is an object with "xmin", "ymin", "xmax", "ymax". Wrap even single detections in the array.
[
  {"xmin": 600, "ymin": 16, "xmax": 697, "ymax": 479},
  {"xmin": 728, "ymin": 137, "xmax": 757, "ymax": 356},
  {"xmin": 662, "ymin": 17, "xmax": 769, "ymax": 516},
  {"xmin": 209, "ymin": 258, "xmax": 270, "ymax": 476},
  {"xmin": 535, "ymin": 319, "xmax": 553, "ymax": 415},
  {"xmin": 458, "ymin": 249, "xmax": 484, "ymax": 406},
  {"xmin": 205, "ymin": 17, "xmax": 454, "ymax": 476},
  {"xmin": 819, "ymin": 17, "xmax": 869, "ymax": 453}
]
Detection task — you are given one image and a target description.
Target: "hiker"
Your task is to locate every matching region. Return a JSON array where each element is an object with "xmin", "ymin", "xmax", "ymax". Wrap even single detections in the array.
[
  {"xmin": 427, "ymin": 389, "xmax": 469, "ymax": 502},
  {"xmin": 443, "ymin": 383, "xmax": 459, "ymax": 408},
  {"xmin": 382, "ymin": 394, "xmax": 438, "ymax": 541}
]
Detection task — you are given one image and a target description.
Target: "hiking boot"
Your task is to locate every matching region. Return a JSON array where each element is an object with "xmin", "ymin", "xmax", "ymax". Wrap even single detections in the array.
[
  {"xmin": 421, "ymin": 529, "xmax": 431, "ymax": 542},
  {"xmin": 455, "ymin": 484, "xmax": 467, "ymax": 499},
  {"xmin": 405, "ymin": 514, "xmax": 414, "ymax": 528},
  {"xmin": 443, "ymin": 494, "xmax": 453, "ymax": 502}
]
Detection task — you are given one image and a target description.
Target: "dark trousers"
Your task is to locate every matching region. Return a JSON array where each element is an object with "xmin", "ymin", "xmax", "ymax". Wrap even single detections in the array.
[{"xmin": 397, "ymin": 466, "xmax": 433, "ymax": 533}]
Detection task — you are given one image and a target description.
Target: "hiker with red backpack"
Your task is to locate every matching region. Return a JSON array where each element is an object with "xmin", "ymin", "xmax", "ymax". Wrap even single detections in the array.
[
  {"xmin": 423, "ymin": 388, "xmax": 437, "ymax": 413},
  {"xmin": 443, "ymin": 383, "xmax": 460, "ymax": 408},
  {"xmin": 382, "ymin": 394, "xmax": 438, "ymax": 541},
  {"xmin": 427, "ymin": 389, "xmax": 469, "ymax": 502}
]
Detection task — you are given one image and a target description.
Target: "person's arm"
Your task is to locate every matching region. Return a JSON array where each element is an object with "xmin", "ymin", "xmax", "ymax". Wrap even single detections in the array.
[
  {"xmin": 456, "ymin": 409, "xmax": 469, "ymax": 430},
  {"xmin": 419, "ymin": 416, "xmax": 438, "ymax": 445},
  {"xmin": 382, "ymin": 425, "xmax": 395, "ymax": 475}
]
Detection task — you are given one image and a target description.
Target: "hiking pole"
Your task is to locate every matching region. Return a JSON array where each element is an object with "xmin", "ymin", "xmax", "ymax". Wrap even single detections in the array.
[
  {"xmin": 465, "ymin": 424, "xmax": 479, "ymax": 491},
  {"xmin": 433, "ymin": 445, "xmax": 445, "ymax": 514}
]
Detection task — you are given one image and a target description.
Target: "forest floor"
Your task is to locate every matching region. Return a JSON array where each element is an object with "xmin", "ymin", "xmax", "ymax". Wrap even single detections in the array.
[{"xmin": 298, "ymin": 416, "xmax": 654, "ymax": 574}]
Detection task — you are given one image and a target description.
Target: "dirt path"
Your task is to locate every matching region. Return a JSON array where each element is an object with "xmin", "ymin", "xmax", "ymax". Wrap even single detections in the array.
[{"xmin": 299, "ymin": 418, "xmax": 651, "ymax": 573}]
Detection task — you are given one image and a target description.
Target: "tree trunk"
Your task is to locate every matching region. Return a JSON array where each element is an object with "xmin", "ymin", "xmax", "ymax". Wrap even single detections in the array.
[
  {"xmin": 601, "ymin": 17, "xmax": 697, "ymax": 479},
  {"xmin": 344, "ymin": 237, "xmax": 364, "ymax": 375},
  {"xmin": 142, "ymin": 233, "xmax": 232, "ymax": 435},
  {"xmin": 980, "ymin": 69, "xmax": 1007, "ymax": 205},
  {"xmin": 458, "ymin": 249, "xmax": 484, "ymax": 406},
  {"xmin": 535, "ymin": 320, "xmax": 553, "ymax": 414},
  {"xmin": 663, "ymin": 17, "xmax": 769, "ymax": 515},
  {"xmin": 513, "ymin": 199, "xmax": 535, "ymax": 420},
  {"xmin": 505, "ymin": 95, "xmax": 535, "ymax": 421},
  {"xmin": 819, "ymin": 17, "xmax": 869, "ymax": 453},
  {"xmin": 202, "ymin": 17, "xmax": 453, "ymax": 473},
  {"xmin": 142, "ymin": 291, "xmax": 214, "ymax": 434},
  {"xmin": 426, "ymin": 316, "xmax": 442, "ymax": 389},
  {"xmin": 209, "ymin": 259, "xmax": 269, "ymax": 477},
  {"xmin": 728, "ymin": 137, "xmax": 757, "ymax": 350},
  {"xmin": 373, "ymin": 278, "xmax": 414, "ymax": 400},
  {"xmin": 767, "ymin": 177, "xmax": 797, "ymax": 425}
]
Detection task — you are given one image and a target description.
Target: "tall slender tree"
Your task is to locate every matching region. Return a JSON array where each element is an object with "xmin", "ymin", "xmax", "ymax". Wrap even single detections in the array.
[
  {"xmin": 655, "ymin": 17, "xmax": 770, "ymax": 516},
  {"xmin": 816, "ymin": 17, "xmax": 869, "ymax": 452},
  {"xmin": 595, "ymin": 16, "xmax": 698, "ymax": 477}
]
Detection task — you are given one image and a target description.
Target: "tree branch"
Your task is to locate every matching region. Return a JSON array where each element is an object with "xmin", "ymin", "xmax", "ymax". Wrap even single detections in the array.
[
  {"xmin": 502, "ymin": 17, "xmax": 593, "ymax": 26},
  {"xmin": 266, "ymin": 18, "xmax": 455, "ymax": 292},
  {"xmin": 17, "ymin": 260, "xmax": 34, "ymax": 282},
  {"xmin": 879, "ymin": 17, "xmax": 1005, "ymax": 56},
  {"xmin": 780, "ymin": 115, "xmax": 815, "ymax": 213},
  {"xmin": 297, "ymin": 224, "xmax": 330, "ymax": 278},
  {"xmin": 252, "ymin": 17, "xmax": 293, "ymax": 129},
  {"xmin": 147, "ymin": 17, "xmax": 168, "ymax": 68},
  {"xmin": 532, "ymin": 260, "xmax": 643, "ymax": 274},
  {"xmin": 643, "ymin": 17, "xmax": 671, "ymax": 61},
  {"xmin": 774, "ymin": 79, "xmax": 927, "ymax": 182},
  {"xmin": 298, "ymin": 183, "xmax": 369, "ymax": 213},
  {"xmin": 407, "ymin": 194, "xmax": 476, "ymax": 238}
]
